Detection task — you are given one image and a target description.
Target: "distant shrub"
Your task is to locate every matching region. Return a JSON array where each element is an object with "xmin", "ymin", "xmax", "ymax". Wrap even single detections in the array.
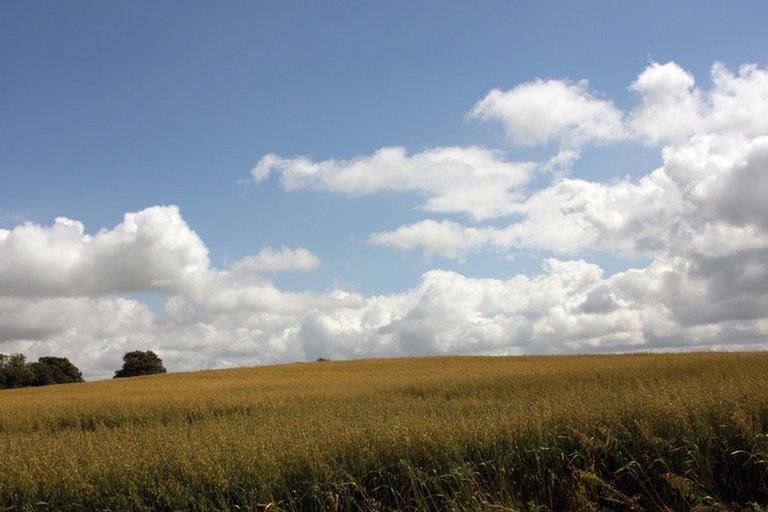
[
  {"xmin": 0, "ymin": 353, "xmax": 84, "ymax": 389},
  {"xmin": 114, "ymin": 350, "xmax": 167, "ymax": 378}
]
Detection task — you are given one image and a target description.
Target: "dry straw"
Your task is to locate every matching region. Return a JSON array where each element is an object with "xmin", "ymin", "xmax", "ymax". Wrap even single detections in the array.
[{"xmin": 1, "ymin": 352, "xmax": 767, "ymax": 510}]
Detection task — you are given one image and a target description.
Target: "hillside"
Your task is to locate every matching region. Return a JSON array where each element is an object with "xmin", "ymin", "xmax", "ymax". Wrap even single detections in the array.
[{"xmin": 2, "ymin": 353, "xmax": 768, "ymax": 511}]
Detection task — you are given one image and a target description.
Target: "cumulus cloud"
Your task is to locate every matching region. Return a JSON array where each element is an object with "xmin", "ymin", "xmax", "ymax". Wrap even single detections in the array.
[
  {"xmin": 250, "ymin": 62, "xmax": 768, "ymax": 226},
  {"xmin": 0, "ymin": 206, "xmax": 210, "ymax": 297},
  {"xmin": 249, "ymin": 146, "xmax": 534, "ymax": 220},
  {"xmin": 374, "ymin": 62, "xmax": 768, "ymax": 259},
  {"xmin": 629, "ymin": 62, "xmax": 768, "ymax": 144},
  {"xmin": 0, "ymin": 295, "xmax": 156, "ymax": 376},
  {"xmin": 349, "ymin": 61, "xmax": 768, "ymax": 365},
  {"xmin": 375, "ymin": 134, "xmax": 768, "ymax": 261},
  {"xmin": 5, "ymin": 60, "xmax": 768, "ymax": 379},
  {"xmin": 470, "ymin": 78, "xmax": 627, "ymax": 148},
  {"xmin": 628, "ymin": 61, "xmax": 702, "ymax": 144},
  {"xmin": 3, "ymin": 200, "xmax": 768, "ymax": 379},
  {"xmin": 469, "ymin": 61, "xmax": 768, "ymax": 151}
]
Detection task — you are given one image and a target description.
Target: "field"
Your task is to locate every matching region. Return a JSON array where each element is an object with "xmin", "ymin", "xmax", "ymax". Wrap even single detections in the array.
[{"xmin": 2, "ymin": 353, "xmax": 768, "ymax": 511}]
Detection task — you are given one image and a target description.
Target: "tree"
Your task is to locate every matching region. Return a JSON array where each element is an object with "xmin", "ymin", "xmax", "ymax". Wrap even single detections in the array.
[
  {"xmin": 30, "ymin": 357, "xmax": 84, "ymax": 386},
  {"xmin": 0, "ymin": 354, "xmax": 83, "ymax": 389},
  {"xmin": 0, "ymin": 353, "xmax": 34, "ymax": 389},
  {"xmin": 114, "ymin": 350, "xmax": 166, "ymax": 378}
]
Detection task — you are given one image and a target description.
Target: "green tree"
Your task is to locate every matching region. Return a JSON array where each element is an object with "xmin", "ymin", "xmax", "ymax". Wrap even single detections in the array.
[
  {"xmin": 0, "ymin": 353, "xmax": 35, "ymax": 389},
  {"xmin": 30, "ymin": 357, "xmax": 84, "ymax": 386},
  {"xmin": 1, "ymin": 354, "xmax": 84, "ymax": 389},
  {"xmin": 114, "ymin": 350, "xmax": 167, "ymax": 378}
]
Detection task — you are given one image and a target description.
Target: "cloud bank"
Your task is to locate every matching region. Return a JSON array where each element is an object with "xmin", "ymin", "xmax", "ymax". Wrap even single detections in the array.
[{"xmin": 3, "ymin": 61, "xmax": 768, "ymax": 378}]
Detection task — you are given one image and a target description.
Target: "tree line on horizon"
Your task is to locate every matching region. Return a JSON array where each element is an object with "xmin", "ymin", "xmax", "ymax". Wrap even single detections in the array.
[
  {"xmin": 0, "ymin": 350, "xmax": 166, "ymax": 390},
  {"xmin": 0, "ymin": 354, "xmax": 83, "ymax": 389}
]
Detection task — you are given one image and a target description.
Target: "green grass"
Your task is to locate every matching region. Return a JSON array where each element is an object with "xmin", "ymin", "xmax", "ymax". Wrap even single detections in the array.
[{"xmin": 1, "ymin": 352, "xmax": 768, "ymax": 511}]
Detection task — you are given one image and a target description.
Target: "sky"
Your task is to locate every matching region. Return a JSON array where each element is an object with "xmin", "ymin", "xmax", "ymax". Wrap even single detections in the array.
[{"xmin": 1, "ymin": 1, "xmax": 768, "ymax": 379}]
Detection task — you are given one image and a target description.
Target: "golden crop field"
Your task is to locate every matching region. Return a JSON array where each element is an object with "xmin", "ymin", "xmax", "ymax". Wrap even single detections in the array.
[{"xmin": 2, "ymin": 352, "xmax": 768, "ymax": 511}]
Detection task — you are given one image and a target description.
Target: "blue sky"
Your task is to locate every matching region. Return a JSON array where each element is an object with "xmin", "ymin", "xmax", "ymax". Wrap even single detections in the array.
[
  {"xmin": 3, "ymin": 1, "xmax": 765, "ymax": 295},
  {"xmin": 2, "ymin": 1, "xmax": 768, "ymax": 377}
]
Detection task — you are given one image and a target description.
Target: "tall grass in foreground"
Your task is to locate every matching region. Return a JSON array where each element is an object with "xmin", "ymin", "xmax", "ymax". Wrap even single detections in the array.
[{"xmin": 1, "ymin": 353, "xmax": 768, "ymax": 511}]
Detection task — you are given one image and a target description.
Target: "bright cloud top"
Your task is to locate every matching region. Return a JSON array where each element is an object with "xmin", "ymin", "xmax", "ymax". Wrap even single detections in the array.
[
  {"xmin": 0, "ymin": 206, "xmax": 210, "ymax": 297},
  {"xmin": 470, "ymin": 78, "xmax": 626, "ymax": 148},
  {"xmin": 630, "ymin": 62, "xmax": 768, "ymax": 144},
  {"xmin": 469, "ymin": 61, "xmax": 768, "ymax": 148},
  {"xmin": 3, "ymin": 60, "xmax": 768, "ymax": 379}
]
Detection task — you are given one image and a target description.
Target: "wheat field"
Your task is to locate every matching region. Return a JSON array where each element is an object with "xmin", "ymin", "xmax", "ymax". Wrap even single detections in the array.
[{"xmin": 1, "ymin": 352, "xmax": 768, "ymax": 511}]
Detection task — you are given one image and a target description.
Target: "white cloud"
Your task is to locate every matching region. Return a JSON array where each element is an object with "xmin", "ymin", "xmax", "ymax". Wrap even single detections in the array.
[
  {"xmin": 370, "ymin": 220, "xmax": 492, "ymax": 260},
  {"xmin": 374, "ymin": 61, "xmax": 768, "ymax": 260},
  {"xmin": 0, "ymin": 295, "xmax": 156, "ymax": 377},
  {"xmin": 147, "ymin": 256, "xmax": 768, "ymax": 367},
  {"xmin": 3, "ymin": 201, "xmax": 768, "ymax": 380},
  {"xmin": 250, "ymin": 146, "xmax": 534, "ymax": 220},
  {"xmin": 5, "ymin": 61, "xmax": 768, "ymax": 379},
  {"xmin": 250, "ymin": 62, "xmax": 768, "ymax": 226},
  {"xmin": 628, "ymin": 61, "xmax": 702, "ymax": 144},
  {"xmin": 355, "ymin": 61, "xmax": 768, "ymax": 366},
  {"xmin": 469, "ymin": 61, "xmax": 768, "ymax": 151},
  {"xmin": 228, "ymin": 247, "xmax": 320, "ymax": 275},
  {"xmin": 374, "ymin": 135, "xmax": 768, "ymax": 260},
  {"xmin": 0, "ymin": 205, "xmax": 210, "ymax": 297},
  {"xmin": 470, "ymin": 78, "xmax": 627, "ymax": 148},
  {"xmin": 629, "ymin": 61, "xmax": 768, "ymax": 144}
]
